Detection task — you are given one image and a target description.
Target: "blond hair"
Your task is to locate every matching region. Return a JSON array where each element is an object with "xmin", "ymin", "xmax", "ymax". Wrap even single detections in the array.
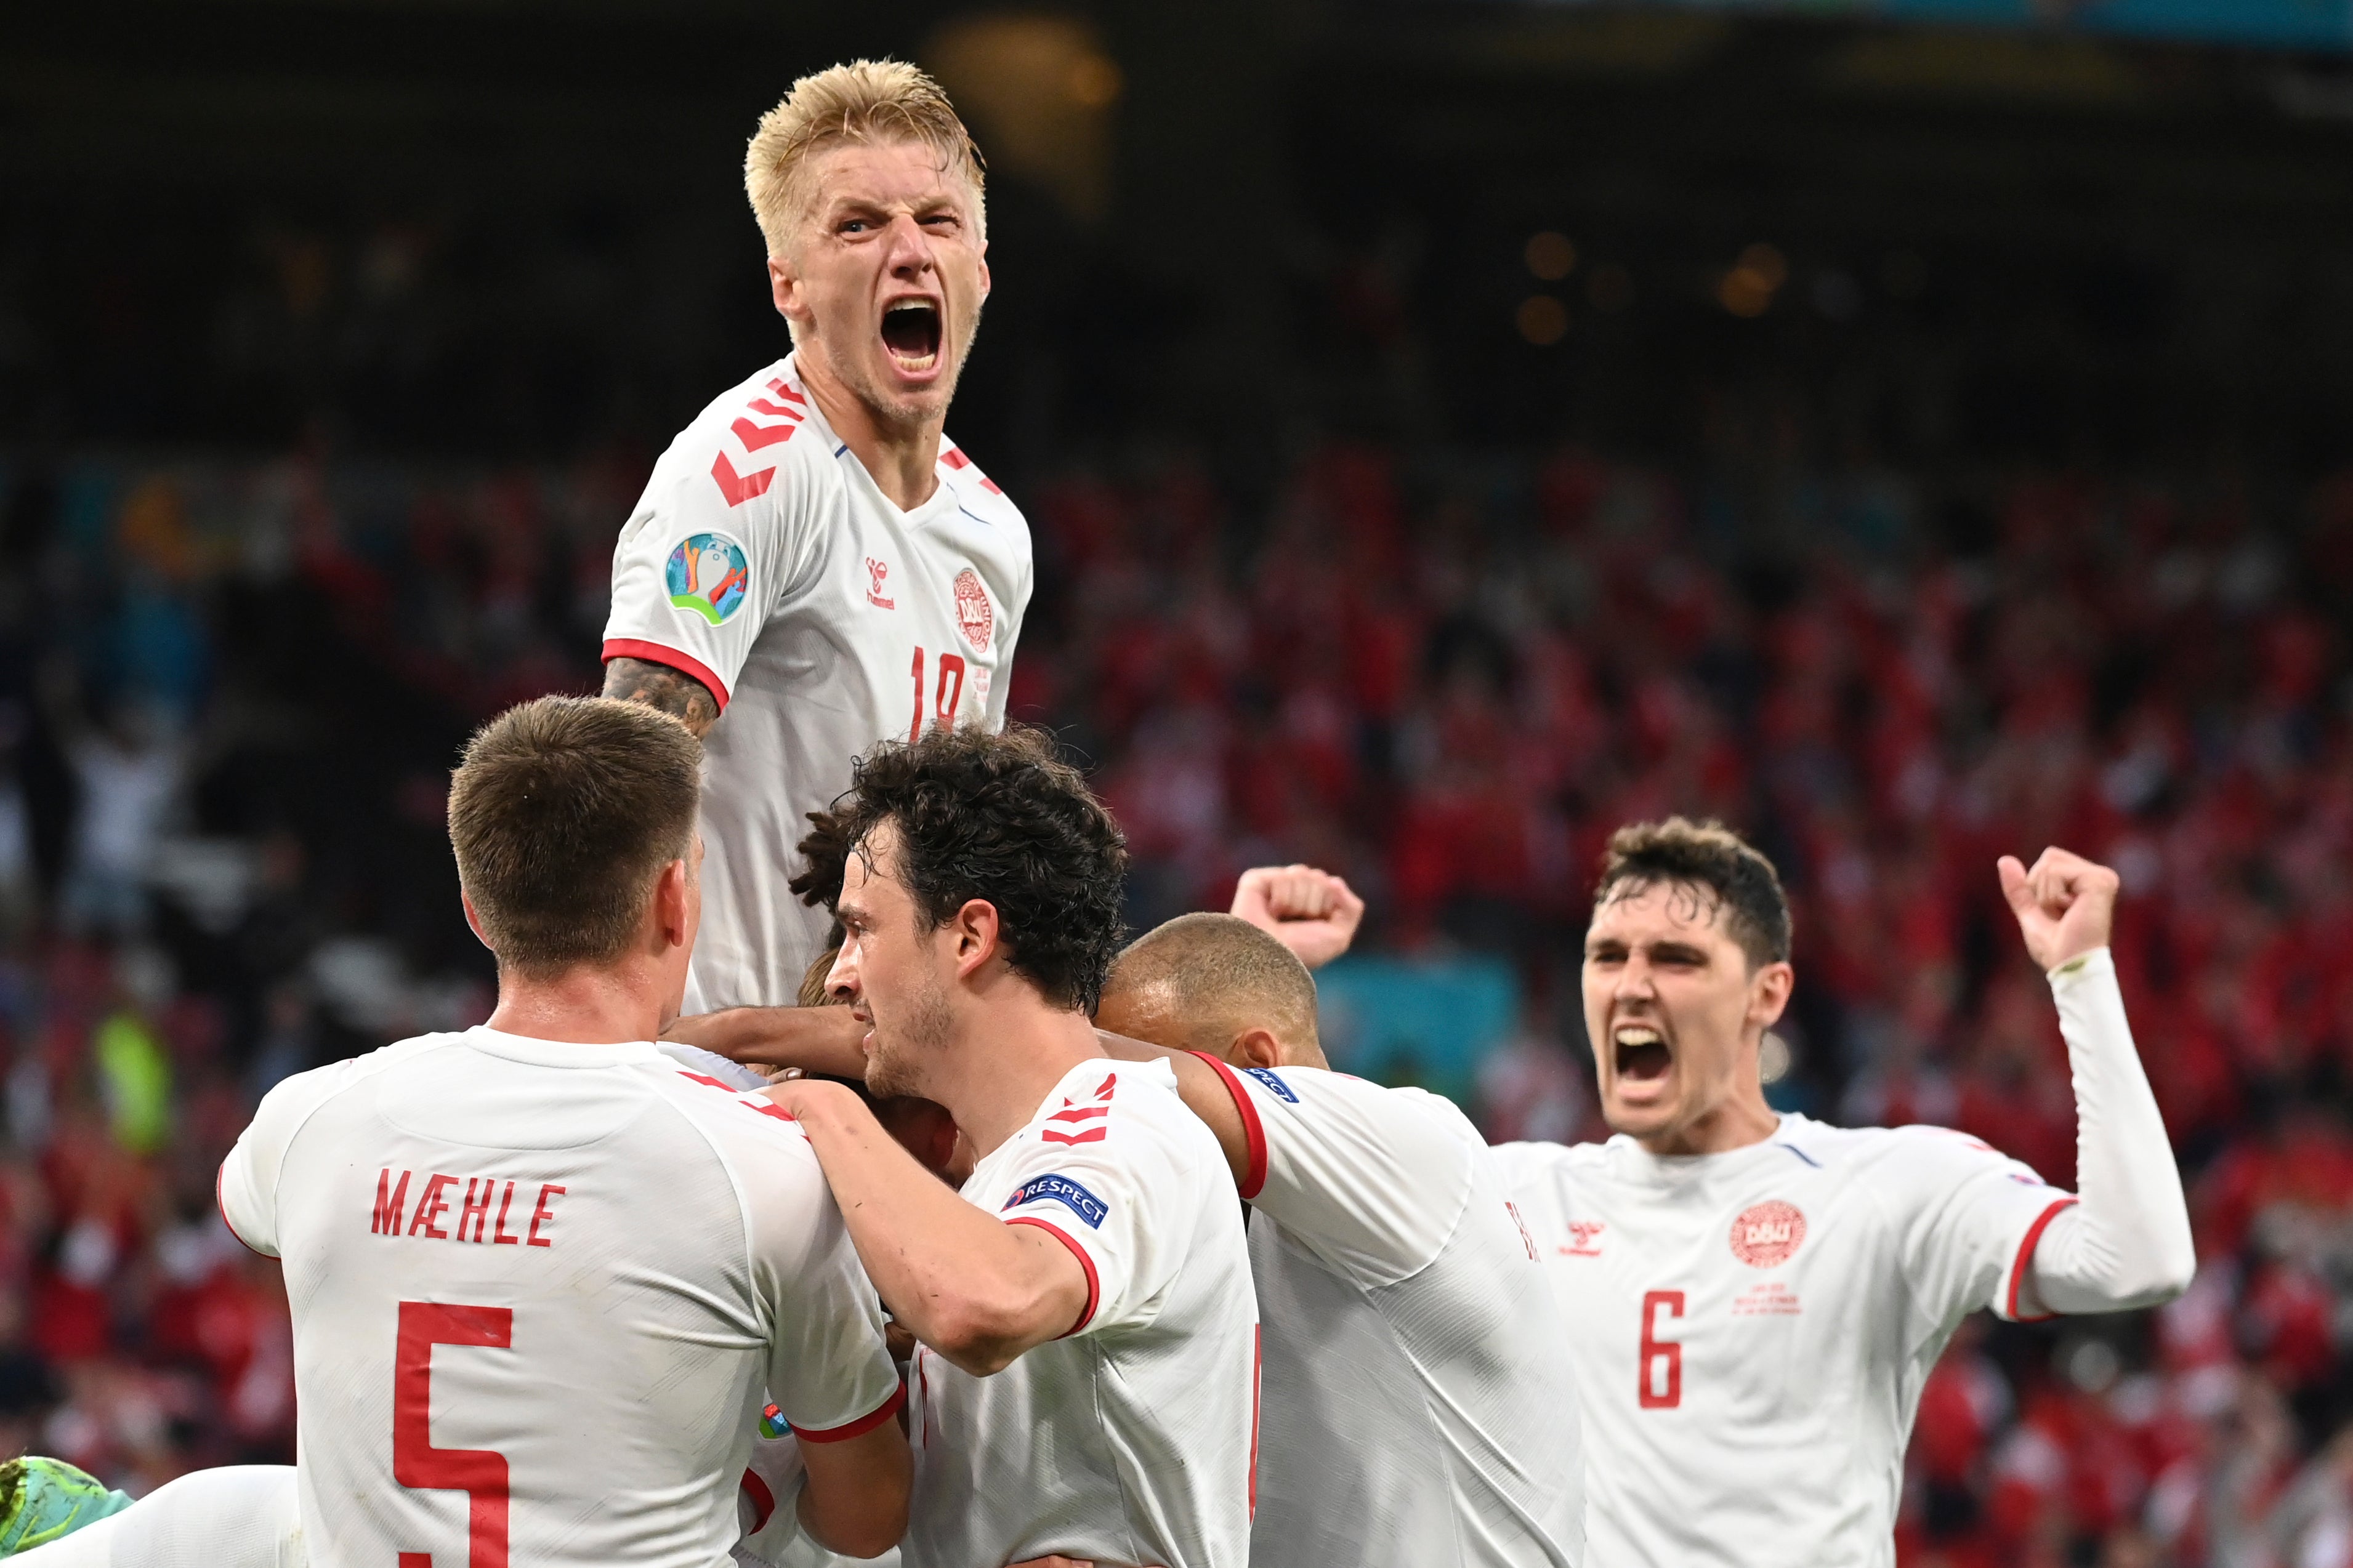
[{"xmin": 744, "ymin": 60, "xmax": 987, "ymax": 258}]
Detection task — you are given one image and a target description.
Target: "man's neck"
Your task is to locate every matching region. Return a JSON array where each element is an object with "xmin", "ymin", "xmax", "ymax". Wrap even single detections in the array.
[
  {"xmin": 485, "ymin": 962, "xmax": 671, "ymax": 1047},
  {"xmin": 1635, "ymin": 1092, "xmax": 1781, "ymax": 1158},
  {"xmin": 929, "ymin": 1008, "xmax": 1107, "ymax": 1160},
  {"xmin": 794, "ymin": 344, "xmax": 942, "ymax": 512}
]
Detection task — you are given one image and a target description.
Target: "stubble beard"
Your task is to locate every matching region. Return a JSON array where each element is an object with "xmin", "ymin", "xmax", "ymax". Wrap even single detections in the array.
[{"xmin": 863, "ymin": 967, "xmax": 956, "ymax": 1101}]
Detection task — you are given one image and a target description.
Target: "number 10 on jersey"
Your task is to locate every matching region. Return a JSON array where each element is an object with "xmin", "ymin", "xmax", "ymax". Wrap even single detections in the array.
[{"xmin": 911, "ymin": 647, "xmax": 968, "ymax": 742}]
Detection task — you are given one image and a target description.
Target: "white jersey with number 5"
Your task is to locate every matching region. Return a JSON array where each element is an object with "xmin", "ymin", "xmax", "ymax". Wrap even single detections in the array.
[
  {"xmin": 1491, "ymin": 1113, "xmax": 2076, "ymax": 1568},
  {"xmin": 1189, "ymin": 1056, "xmax": 1583, "ymax": 1567},
  {"xmin": 908, "ymin": 1058, "xmax": 1258, "ymax": 1568},
  {"xmin": 601, "ymin": 353, "xmax": 1032, "ymax": 1013},
  {"xmin": 216, "ymin": 1027, "xmax": 905, "ymax": 1568}
]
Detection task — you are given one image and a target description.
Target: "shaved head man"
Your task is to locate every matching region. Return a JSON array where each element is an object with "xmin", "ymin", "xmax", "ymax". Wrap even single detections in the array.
[{"xmin": 1096, "ymin": 913, "xmax": 1586, "ymax": 1568}]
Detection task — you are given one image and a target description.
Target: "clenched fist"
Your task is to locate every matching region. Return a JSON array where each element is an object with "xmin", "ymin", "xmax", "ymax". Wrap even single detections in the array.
[
  {"xmin": 1997, "ymin": 847, "xmax": 2120, "ymax": 972},
  {"xmin": 1230, "ymin": 864, "xmax": 1365, "ymax": 970}
]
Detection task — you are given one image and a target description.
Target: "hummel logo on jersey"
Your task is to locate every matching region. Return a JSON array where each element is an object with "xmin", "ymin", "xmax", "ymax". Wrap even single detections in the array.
[
  {"xmin": 865, "ymin": 557, "xmax": 895, "ymax": 610},
  {"xmin": 1003, "ymin": 1172, "xmax": 1110, "ymax": 1229},
  {"xmin": 1244, "ymin": 1067, "xmax": 1298, "ymax": 1103},
  {"xmin": 1043, "ymin": 1072, "xmax": 1118, "ymax": 1145},
  {"xmin": 1563, "ymin": 1221, "xmax": 1606, "ymax": 1257}
]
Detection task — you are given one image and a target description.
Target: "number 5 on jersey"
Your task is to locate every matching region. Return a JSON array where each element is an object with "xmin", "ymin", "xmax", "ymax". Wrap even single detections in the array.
[
  {"xmin": 911, "ymin": 647, "xmax": 967, "ymax": 742},
  {"xmin": 396, "ymin": 1302, "xmax": 514, "ymax": 1568},
  {"xmin": 1639, "ymin": 1290, "xmax": 1684, "ymax": 1410}
]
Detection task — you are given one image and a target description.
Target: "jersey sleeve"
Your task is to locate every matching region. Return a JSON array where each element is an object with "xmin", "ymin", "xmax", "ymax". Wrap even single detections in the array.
[
  {"xmin": 740, "ymin": 1120, "xmax": 903, "ymax": 1439},
  {"xmin": 600, "ymin": 405, "xmax": 819, "ymax": 712},
  {"xmin": 216, "ymin": 1054, "xmax": 380, "ymax": 1256},
  {"xmin": 1193, "ymin": 1057, "xmax": 1476, "ymax": 1287},
  {"xmin": 992, "ymin": 1069, "xmax": 1198, "ymax": 1338},
  {"xmin": 1885, "ymin": 1125, "xmax": 2078, "ymax": 1327}
]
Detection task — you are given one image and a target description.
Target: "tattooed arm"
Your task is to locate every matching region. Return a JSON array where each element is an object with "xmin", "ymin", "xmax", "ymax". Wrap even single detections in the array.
[{"xmin": 602, "ymin": 657, "xmax": 720, "ymax": 738}]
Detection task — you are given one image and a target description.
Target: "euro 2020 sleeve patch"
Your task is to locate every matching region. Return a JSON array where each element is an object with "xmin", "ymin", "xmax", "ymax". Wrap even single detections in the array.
[{"xmin": 666, "ymin": 532, "xmax": 751, "ymax": 626}]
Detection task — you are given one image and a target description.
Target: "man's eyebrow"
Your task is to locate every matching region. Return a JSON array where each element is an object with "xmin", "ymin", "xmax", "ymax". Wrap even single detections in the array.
[{"xmin": 1645, "ymin": 941, "xmax": 1711, "ymax": 963}]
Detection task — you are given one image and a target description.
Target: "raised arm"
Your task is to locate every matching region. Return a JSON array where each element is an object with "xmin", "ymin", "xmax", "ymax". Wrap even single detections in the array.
[
  {"xmin": 1230, "ymin": 864, "xmax": 1363, "ymax": 970},
  {"xmin": 665, "ymin": 1006, "xmax": 869, "ymax": 1075},
  {"xmin": 2001, "ymin": 849, "xmax": 2196, "ymax": 1315},
  {"xmin": 602, "ymin": 656, "xmax": 720, "ymax": 738},
  {"xmin": 765, "ymin": 1079, "xmax": 1089, "ymax": 1378}
]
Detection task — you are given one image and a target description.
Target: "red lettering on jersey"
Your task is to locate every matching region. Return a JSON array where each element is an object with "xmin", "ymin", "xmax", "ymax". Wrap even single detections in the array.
[
  {"xmin": 409, "ymin": 1174, "xmax": 456, "ymax": 1239},
  {"xmin": 1564, "ymin": 1220, "xmax": 1606, "ymax": 1257},
  {"xmin": 373, "ymin": 1168, "xmax": 413, "ymax": 1236},
  {"xmin": 1043, "ymin": 1125, "xmax": 1108, "ymax": 1146},
  {"xmin": 1639, "ymin": 1290, "xmax": 1684, "ymax": 1410},
  {"xmin": 458, "ymin": 1178, "xmax": 494, "ymax": 1244},
  {"xmin": 730, "ymin": 415, "xmax": 799, "ymax": 452},
  {"xmin": 491, "ymin": 1181, "xmax": 522, "ymax": 1245},
  {"xmin": 865, "ymin": 558, "xmax": 895, "ymax": 609},
  {"xmin": 526, "ymin": 1184, "xmax": 566, "ymax": 1248},
  {"xmin": 400, "ymin": 1556, "xmax": 431, "ymax": 1568},
  {"xmin": 711, "ymin": 451, "xmax": 775, "ymax": 507}
]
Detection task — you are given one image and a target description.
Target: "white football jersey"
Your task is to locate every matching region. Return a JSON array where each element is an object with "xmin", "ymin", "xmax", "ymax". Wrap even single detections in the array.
[
  {"xmin": 906, "ymin": 1058, "xmax": 1258, "ymax": 1568},
  {"xmin": 1193, "ymin": 1057, "xmax": 1584, "ymax": 1567},
  {"xmin": 216, "ymin": 1027, "xmax": 903, "ymax": 1568},
  {"xmin": 1492, "ymin": 1114, "xmax": 2077, "ymax": 1568},
  {"xmin": 602, "ymin": 353, "xmax": 1033, "ymax": 1012}
]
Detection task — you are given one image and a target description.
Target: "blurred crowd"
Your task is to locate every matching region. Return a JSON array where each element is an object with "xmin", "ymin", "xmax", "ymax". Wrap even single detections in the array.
[{"xmin": 1, "ymin": 435, "xmax": 2351, "ymax": 1566}]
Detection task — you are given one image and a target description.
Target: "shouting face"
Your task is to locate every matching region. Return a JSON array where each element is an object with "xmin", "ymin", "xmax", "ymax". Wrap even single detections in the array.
[
  {"xmin": 826, "ymin": 821, "xmax": 958, "ymax": 1100},
  {"xmin": 770, "ymin": 139, "xmax": 990, "ymax": 432},
  {"xmin": 1581, "ymin": 878, "xmax": 1793, "ymax": 1154}
]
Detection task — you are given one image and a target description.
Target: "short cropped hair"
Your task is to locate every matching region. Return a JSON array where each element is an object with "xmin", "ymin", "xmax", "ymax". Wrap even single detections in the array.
[
  {"xmin": 447, "ymin": 698, "xmax": 701, "ymax": 977},
  {"xmin": 1110, "ymin": 914, "xmax": 1320, "ymax": 1056},
  {"xmin": 744, "ymin": 60, "xmax": 987, "ymax": 259},
  {"xmin": 1594, "ymin": 817, "xmax": 1791, "ymax": 968},
  {"xmin": 836, "ymin": 725, "xmax": 1125, "ymax": 1013}
]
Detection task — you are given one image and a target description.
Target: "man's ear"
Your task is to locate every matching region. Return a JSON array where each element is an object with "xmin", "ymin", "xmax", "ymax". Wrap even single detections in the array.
[
  {"xmin": 461, "ymin": 893, "xmax": 491, "ymax": 952},
  {"xmin": 768, "ymin": 255, "xmax": 807, "ymax": 329},
  {"xmin": 653, "ymin": 859, "xmax": 692, "ymax": 951},
  {"xmin": 1231, "ymin": 1027, "xmax": 1284, "ymax": 1072},
  {"xmin": 950, "ymin": 898, "xmax": 1003, "ymax": 981},
  {"xmin": 1748, "ymin": 961, "xmax": 1795, "ymax": 1032}
]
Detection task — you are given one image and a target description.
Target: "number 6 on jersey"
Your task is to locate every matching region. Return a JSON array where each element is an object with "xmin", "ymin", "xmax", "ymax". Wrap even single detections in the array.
[{"xmin": 1639, "ymin": 1289, "xmax": 1684, "ymax": 1410}]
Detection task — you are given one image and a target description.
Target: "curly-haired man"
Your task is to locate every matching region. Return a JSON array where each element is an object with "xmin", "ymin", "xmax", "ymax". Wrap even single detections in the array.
[{"xmin": 762, "ymin": 725, "xmax": 1257, "ymax": 1568}]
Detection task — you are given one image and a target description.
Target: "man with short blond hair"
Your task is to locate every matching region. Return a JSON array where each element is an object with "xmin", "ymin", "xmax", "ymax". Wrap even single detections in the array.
[{"xmin": 603, "ymin": 58, "xmax": 1031, "ymax": 1058}]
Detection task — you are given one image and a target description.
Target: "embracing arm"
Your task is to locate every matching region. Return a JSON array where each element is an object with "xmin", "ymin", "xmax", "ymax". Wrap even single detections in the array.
[
  {"xmin": 665, "ymin": 1007, "xmax": 869, "ymax": 1076},
  {"xmin": 2002, "ymin": 851, "xmax": 2196, "ymax": 1316},
  {"xmin": 794, "ymin": 1420, "xmax": 910, "ymax": 1559},
  {"xmin": 602, "ymin": 655, "xmax": 720, "ymax": 738},
  {"xmin": 1095, "ymin": 1032, "xmax": 1252, "ymax": 1189},
  {"xmin": 767, "ymin": 1079, "xmax": 1090, "ymax": 1377}
]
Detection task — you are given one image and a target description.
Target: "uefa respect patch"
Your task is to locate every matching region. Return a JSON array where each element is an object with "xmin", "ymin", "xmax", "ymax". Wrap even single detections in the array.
[
  {"xmin": 1245, "ymin": 1067, "xmax": 1299, "ymax": 1104},
  {"xmin": 1003, "ymin": 1172, "xmax": 1108, "ymax": 1229},
  {"xmin": 665, "ymin": 532, "xmax": 749, "ymax": 626}
]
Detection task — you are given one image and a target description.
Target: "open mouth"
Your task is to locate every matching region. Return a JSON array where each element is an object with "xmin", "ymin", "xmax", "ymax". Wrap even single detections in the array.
[
  {"xmin": 881, "ymin": 300, "xmax": 942, "ymax": 373},
  {"xmin": 1614, "ymin": 1024, "xmax": 1672, "ymax": 1082}
]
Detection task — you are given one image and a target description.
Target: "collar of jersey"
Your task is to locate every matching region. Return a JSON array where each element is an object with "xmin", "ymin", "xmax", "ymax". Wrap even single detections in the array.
[
  {"xmin": 780, "ymin": 353, "xmax": 974, "ymax": 529},
  {"xmin": 461, "ymin": 1025, "xmax": 665, "ymax": 1070},
  {"xmin": 1612, "ymin": 1112, "xmax": 1802, "ymax": 1184}
]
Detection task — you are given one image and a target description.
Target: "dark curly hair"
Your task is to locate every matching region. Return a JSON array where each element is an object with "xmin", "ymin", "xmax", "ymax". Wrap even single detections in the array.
[
  {"xmin": 1594, "ymin": 816, "xmax": 1791, "ymax": 968},
  {"xmin": 833, "ymin": 725, "xmax": 1128, "ymax": 1013},
  {"xmin": 789, "ymin": 805, "xmax": 856, "ymax": 912}
]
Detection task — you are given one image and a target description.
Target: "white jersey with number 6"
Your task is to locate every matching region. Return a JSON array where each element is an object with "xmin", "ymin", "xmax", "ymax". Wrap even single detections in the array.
[
  {"xmin": 216, "ymin": 1027, "xmax": 905, "ymax": 1568},
  {"xmin": 601, "ymin": 352, "xmax": 1032, "ymax": 1013},
  {"xmin": 1189, "ymin": 1056, "xmax": 1584, "ymax": 1567},
  {"xmin": 907, "ymin": 1058, "xmax": 1258, "ymax": 1568},
  {"xmin": 1491, "ymin": 1112, "xmax": 2076, "ymax": 1568}
]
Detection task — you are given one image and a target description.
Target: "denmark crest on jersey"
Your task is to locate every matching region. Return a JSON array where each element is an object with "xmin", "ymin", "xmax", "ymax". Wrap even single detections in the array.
[
  {"xmin": 1729, "ymin": 1200, "xmax": 1807, "ymax": 1268},
  {"xmin": 666, "ymin": 532, "xmax": 750, "ymax": 626},
  {"xmin": 953, "ymin": 568, "xmax": 993, "ymax": 653}
]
